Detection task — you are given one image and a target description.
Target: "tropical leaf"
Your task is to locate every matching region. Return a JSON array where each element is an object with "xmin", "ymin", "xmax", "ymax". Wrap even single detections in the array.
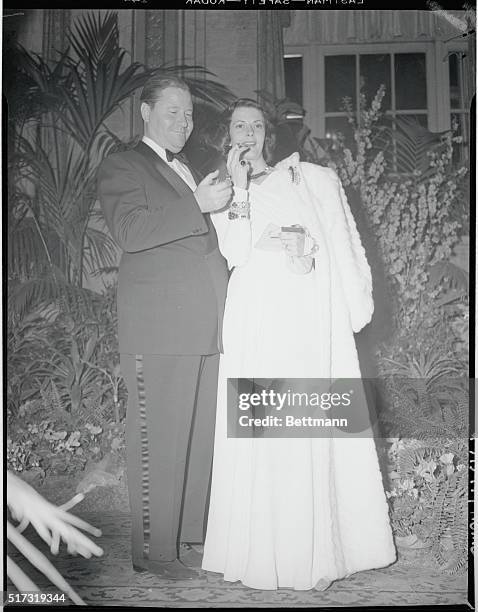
[
  {"xmin": 68, "ymin": 11, "xmax": 119, "ymax": 80},
  {"xmin": 82, "ymin": 228, "xmax": 119, "ymax": 278},
  {"xmin": 57, "ymin": 13, "xmax": 153, "ymax": 150},
  {"xmin": 428, "ymin": 260, "xmax": 469, "ymax": 293},
  {"xmin": 8, "ymin": 266, "xmax": 97, "ymax": 319},
  {"xmin": 429, "ymin": 469, "xmax": 468, "ymax": 573},
  {"xmin": 389, "ymin": 116, "xmax": 444, "ymax": 175},
  {"xmin": 8, "ymin": 216, "xmax": 48, "ymax": 279},
  {"xmin": 3, "ymin": 43, "xmax": 72, "ymax": 127},
  {"xmin": 381, "ymin": 342, "xmax": 464, "ymax": 384}
]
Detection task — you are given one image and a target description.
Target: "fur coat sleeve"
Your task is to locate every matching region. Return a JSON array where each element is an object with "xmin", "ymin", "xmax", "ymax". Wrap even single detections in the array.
[{"xmin": 289, "ymin": 156, "xmax": 374, "ymax": 333}]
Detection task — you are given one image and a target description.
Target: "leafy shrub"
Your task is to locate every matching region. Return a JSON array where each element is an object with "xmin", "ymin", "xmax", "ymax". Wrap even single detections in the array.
[{"xmin": 7, "ymin": 284, "xmax": 126, "ymax": 479}]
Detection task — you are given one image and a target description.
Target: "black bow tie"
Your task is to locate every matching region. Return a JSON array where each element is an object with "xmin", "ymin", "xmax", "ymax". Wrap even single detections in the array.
[{"xmin": 166, "ymin": 149, "xmax": 182, "ymax": 163}]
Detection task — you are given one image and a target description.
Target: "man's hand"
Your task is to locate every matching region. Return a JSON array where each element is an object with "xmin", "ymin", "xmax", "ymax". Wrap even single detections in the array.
[{"xmin": 194, "ymin": 169, "xmax": 232, "ymax": 213}]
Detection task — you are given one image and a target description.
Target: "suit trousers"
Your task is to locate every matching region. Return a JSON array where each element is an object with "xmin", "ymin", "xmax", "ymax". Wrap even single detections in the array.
[{"xmin": 120, "ymin": 353, "xmax": 219, "ymax": 563}]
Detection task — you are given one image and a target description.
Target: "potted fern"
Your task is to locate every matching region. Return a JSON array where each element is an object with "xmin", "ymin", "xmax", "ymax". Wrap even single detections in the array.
[{"xmin": 383, "ymin": 377, "xmax": 468, "ymax": 573}]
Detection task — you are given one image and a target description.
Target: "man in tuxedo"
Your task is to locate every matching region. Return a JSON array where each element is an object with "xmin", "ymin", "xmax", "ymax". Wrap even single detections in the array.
[{"xmin": 97, "ymin": 76, "xmax": 231, "ymax": 579}]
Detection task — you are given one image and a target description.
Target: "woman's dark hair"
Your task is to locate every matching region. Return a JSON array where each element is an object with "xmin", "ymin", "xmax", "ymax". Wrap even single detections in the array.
[
  {"xmin": 206, "ymin": 98, "xmax": 276, "ymax": 163},
  {"xmin": 140, "ymin": 76, "xmax": 190, "ymax": 106}
]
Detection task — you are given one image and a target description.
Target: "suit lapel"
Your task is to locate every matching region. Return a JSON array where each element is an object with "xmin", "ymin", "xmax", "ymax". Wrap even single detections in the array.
[{"xmin": 134, "ymin": 141, "xmax": 193, "ymax": 198}]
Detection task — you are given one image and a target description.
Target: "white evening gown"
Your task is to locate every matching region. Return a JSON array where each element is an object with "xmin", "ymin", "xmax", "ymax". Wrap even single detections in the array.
[{"xmin": 203, "ymin": 162, "xmax": 397, "ymax": 590}]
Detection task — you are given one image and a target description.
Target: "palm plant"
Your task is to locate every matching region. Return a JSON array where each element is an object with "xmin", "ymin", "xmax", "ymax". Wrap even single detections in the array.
[
  {"xmin": 6, "ymin": 310, "xmax": 56, "ymax": 416},
  {"xmin": 50, "ymin": 332, "xmax": 102, "ymax": 413},
  {"xmin": 6, "ymin": 11, "xmax": 233, "ymax": 320},
  {"xmin": 380, "ymin": 337, "xmax": 465, "ymax": 417}
]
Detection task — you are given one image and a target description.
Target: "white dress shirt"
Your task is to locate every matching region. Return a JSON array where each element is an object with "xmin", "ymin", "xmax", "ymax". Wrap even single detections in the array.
[{"xmin": 142, "ymin": 136, "xmax": 197, "ymax": 192}]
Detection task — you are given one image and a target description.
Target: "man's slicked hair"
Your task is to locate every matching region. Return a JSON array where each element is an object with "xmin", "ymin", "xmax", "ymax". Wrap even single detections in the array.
[{"xmin": 140, "ymin": 75, "xmax": 190, "ymax": 106}]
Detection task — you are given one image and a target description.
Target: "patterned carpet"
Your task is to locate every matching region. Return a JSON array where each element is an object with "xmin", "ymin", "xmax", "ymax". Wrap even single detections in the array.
[{"xmin": 7, "ymin": 512, "xmax": 469, "ymax": 607}]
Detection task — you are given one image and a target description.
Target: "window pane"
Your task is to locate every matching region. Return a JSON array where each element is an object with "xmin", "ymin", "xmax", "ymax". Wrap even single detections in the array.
[
  {"xmin": 449, "ymin": 53, "xmax": 462, "ymax": 109},
  {"xmin": 284, "ymin": 56, "xmax": 303, "ymax": 107},
  {"xmin": 360, "ymin": 54, "xmax": 391, "ymax": 110},
  {"xmin": 325, "ymin": 116, "xmax": 355, "ymax": 150},
  {"xmin": 395, "ymin": 53, "xmax": 427, "ymax": 110},
  {"xmin": 325, "ymin": 55, "xmax": 356, "ymax": 113}
]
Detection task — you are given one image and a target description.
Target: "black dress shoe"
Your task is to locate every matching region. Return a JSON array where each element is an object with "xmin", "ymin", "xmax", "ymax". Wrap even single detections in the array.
[
  {"xmin": 148, "ymin": 559, "xmax": 198, "ymax": 580},
  {"xmin": 132, "ymin": 559, "xmax": 198, "ymax": 580},
  {"xmin": 179, "ymin": 543, "xmax": 203, "ymax": 569}
]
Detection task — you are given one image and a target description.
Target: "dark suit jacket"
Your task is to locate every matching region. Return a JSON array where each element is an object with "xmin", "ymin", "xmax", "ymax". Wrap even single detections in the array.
[{"xmin": 97, "ymin": 141, "xmax": 228, "ymax": 355}]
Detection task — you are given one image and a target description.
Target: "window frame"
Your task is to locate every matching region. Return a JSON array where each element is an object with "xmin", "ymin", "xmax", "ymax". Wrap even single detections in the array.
[
  {"xmin": 284, "ymin": 41, "xmax": 455, "ymax": 139},
  {"xmin": 443, "ymin": 39, "xmax": 469, "ymax": 160}
]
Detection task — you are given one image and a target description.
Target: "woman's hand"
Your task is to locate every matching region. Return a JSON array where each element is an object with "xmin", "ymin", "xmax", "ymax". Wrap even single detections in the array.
[
  {"xmin": 226, "ymin": 144, "xmax": 250, "ymax": 189},
  {"xmin": 279, "ymin": 226, "xmax": 306, "ymax": 257}
]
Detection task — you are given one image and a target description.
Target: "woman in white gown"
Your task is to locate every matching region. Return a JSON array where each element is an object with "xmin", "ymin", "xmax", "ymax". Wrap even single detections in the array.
[{"xmin": 202, "ymin": 99, "xmax": 396, "ymax": 591}]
